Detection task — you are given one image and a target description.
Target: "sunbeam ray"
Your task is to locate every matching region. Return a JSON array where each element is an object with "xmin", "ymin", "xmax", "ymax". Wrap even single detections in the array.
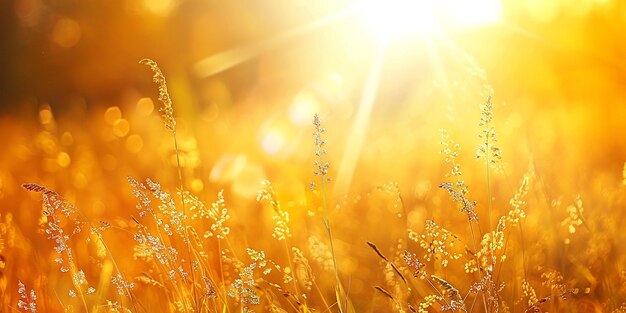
[
  {"xmin": 193, "ymin": 7, "xmax": 357, "ymax": 78},
  {"xmin": 334, "ymin": 41, "xmax": 387, "ymax": 196}
]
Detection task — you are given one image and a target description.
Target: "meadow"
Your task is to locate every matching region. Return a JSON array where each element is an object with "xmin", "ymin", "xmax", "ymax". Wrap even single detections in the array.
[{"xmin": 1, "ymin": 0, "xmax": 626, "ymax": 312}]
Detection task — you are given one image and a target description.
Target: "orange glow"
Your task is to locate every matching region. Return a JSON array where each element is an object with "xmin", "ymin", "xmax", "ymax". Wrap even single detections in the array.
[
  {"xmin": 135, "ymin": 97, "xmax": 154, "ymax": 116},
  {"xmin": 51, "ymin": 18, "xmax": 81, "ymax": 48},
  {"xmin": 261, "ymin": 129, "xmax": 287, "ymax": 155},
  {"xmin": 104, "ymin": 106, "xmax": 122, "ymax": 125},
  {"xmin": 2, "ymin": 1, "xmax": 626, "ymax": 312}
]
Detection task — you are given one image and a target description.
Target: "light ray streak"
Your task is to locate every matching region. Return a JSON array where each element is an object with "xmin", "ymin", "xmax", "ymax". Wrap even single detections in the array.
[
  {"xmin": 424, "ymin": 36, "xmax": 454, "ymax": 102},
  {"xmin": 334, "ymin": 42, "xmax": 387, "ymax": 196},
  {"xmin": 437, "ymin": 33, "xmax": 493, "ymax": 94},
  {"xmin": 193, "ymin": 7, "xmax": 357, "ymax": 78}
]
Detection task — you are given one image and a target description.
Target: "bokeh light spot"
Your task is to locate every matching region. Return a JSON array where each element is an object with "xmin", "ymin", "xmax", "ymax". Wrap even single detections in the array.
[
  {"xmin": 73, "ymin": 172, "xmax": 87, "ymax": 189},
  {"xmin": 113, "ymin": 119, "xmax": 130, "ymax": 137},
  {"xmin": 60, "ymin": 132, "xmax": 74, "ymax": 146},
  {"xmin": 104, "ymin": 106, "xmax": 122, "ymax": 125},
  {"xmin": 191, "ymin": 179, "xmax": 204, "ymax": 193},
  {"xmin": 261, "ymin": 130, "xmax": 287, "ymax": 155},
  {"xmin": 51, "ymin": 18, "xmax": 81, "ymax": 48},
  {"xmin": 232, "ymin": 163, "xmax": 265, "ymax": 199},
  {"xmin": 143, "ymin": 0, "xmax": 178, "ymax": 16},
  {"xmin": 14, "ymin": 0, "xmax": 42, "ymax": 24},
  {"xmin": 136, "ymin": 97, "xmax": 154, "ymax": 116},
  {"xmin": 39, "ymin": 106, "xmax": 53, "ymax": 125},
  {"xmin": 56, "ymin": 152, "xmax": 71, "ymax": 168},
  {"xmin": 209, "ymin": 154, "xmax": 248, "ymax": 183},
  {"xmin": 289, "ymin": 92, "xmax": 320, "ymax": 126},
  {"xmin": 125, "ymin": 134, "xmax": 144, "ymax": 153}
]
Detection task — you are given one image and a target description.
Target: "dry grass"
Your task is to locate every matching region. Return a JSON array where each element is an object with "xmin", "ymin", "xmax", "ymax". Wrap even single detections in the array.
[{"xmin": 1, "ymin": 59, "xmax": 625, "ymax": 313}]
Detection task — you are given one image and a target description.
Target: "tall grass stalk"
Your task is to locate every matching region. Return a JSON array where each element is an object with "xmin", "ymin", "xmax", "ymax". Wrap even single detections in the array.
[
  {"xmin": 321, "ymin": 177, "xmax": 345, "ymax": 312},
  {"xmin": 139, "ymin": 59, "xmax": 199, "ymax": 311},
  {"xmin": 312, "ymin": 113, "xmax": 346, "ymax": 312}
]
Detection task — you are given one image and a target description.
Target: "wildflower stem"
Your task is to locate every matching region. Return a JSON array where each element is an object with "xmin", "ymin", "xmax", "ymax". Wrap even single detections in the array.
[
  {"xmin": 321, "ymin": 177, "xmax": 345, "ymax": 312},
  {"xmin": 518, "ymin": 222, "xmax": 528, "ymax": 281},
  {"xmin": 217, "ymin": 239, "xmax": 228, "ymax": 308},
  {"xmin": 284, "ymin": 240, "xmax": 302, "ymax": 303},
  {"xmin": 313, "ymin": 280, "xmax": 331, "ymax": 309},
  {"xmin": 481, "ymin": 95, "xmax": 498, "ymax": 313},
  {"xmin": 485, "ymin": 136, "xmax": 493, "ymax": 235},
  {"xmin": 424, "ymin": 277, "xmax": 452, "ymax": 308},
  {"xmin": 47, "ymin": 209, "xmax": 89, "ymax": 313},
  {"xmin": 96, "ymin": 233, "xmax": 139, "ymax": 313},
  {"xmin": 313, "ymin": 113, "xmax": 346, "ymax": 312},
  {"xmin": 469, "ymin": 292, "xmax": 478, "ymax": 313},
  {"xmin": 468, "ymin": 221, "xmax": 489, "ymax": 311},
  {"xmin": 71, "ymin": 204, "xmax": 138, "ymax": 313},
  {"xmin": 140, "ymin": 59, "xmax": 199, "ymax": 311},
  {"xmin": 173, "ymin": 131, "xmax": 200, "ymax": 312}
]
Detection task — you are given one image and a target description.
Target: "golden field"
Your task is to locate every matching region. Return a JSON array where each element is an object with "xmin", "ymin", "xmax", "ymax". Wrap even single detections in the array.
[{"xmin": 1, "ymin": 0, "xmax": 626, "ymax": 312}]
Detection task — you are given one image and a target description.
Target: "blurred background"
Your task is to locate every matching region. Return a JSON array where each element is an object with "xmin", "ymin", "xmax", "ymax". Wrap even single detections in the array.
[
  {"xmin": 1, "ymin": 0, "xmax": 626, "ymax": 311},
  {"xmin": 1, "ymin": 0, "xmax": 624, "ymax": 193}
]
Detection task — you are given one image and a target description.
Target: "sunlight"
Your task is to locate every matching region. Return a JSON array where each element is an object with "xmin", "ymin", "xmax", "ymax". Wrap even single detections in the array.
[
  {"xmin": 261, "ymin": 129, "xmax": 287, "ymax": 155},
  {"xmin": 358, "ymin": 0, "xmax": 438, "ymax": 40},
  {"xmin": 443, "ymin": 0, "xmax": 502, "ymax": 27},
  {"xmin": 358, "ymin": 0, "xmax": 502, "ymax": 40},
  {"xmin": 193, "ymin": 8, "xmax": 354, "ymax": 78},
  {"xmin": 335, "ymin": 44, "xmax": 387, "ymax": 196}
]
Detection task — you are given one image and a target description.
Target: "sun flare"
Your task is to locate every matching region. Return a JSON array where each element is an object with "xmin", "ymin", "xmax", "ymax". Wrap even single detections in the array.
[
  {"xmin": 3, "ymin": 0, "xmax": 625, "ymax": 312},
  {"xmin": 358, "ymin": 0, "xmax": 502, "ymax": 40},
  {"xmin": 443, "ymin": 0, "xmax": 502, "ymax": 27}
]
